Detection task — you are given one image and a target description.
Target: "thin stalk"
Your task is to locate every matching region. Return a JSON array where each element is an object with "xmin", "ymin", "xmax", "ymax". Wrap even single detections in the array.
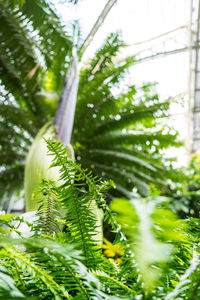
[{"xmin": 79, "ymin": 0, "xmax": 118, "ymax": 58}]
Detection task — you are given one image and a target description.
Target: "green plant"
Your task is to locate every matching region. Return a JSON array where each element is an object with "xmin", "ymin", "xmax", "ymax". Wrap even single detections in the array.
[
  {"xmin": 0, "ymin": 0, "xmax": 73, "ymax": 208},
  {"xmin": 163, "ymin": 153, "xmax": 200, "ymax": 218},
  {"xmin": 0, "ymin": 139, "xmax": 136, "ymax": 299},
  {"xmin": 0, "ymin": 1, "xmax": 180, "ymax": 210},
  {"xmin": 0, "ymin": 139, "xmax": 198, "ymax": 300},
  {"xmin": 111, "ymin": 196, "xmax": 187, "ymax": 291},
  {"xmin": 73, "ymin": 34, "xmax": 180, "ymax": 198}
]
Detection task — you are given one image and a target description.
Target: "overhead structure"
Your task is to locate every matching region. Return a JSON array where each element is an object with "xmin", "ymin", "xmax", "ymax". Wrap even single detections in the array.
[
  {"xmin": 115, "ymin": 0, "xmax": 200, "ymax": 157},
  {"xmin": 119, "ymin": 25, "xmax": 189, "ymax": 64},
  {"xmin": 190, "ymin": 0, "xmax": 200, "ymax": 152}
]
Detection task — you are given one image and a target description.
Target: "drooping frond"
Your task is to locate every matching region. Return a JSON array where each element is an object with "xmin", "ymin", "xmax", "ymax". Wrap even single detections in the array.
[
  {"xmin": 0, "ymin": 234, "xmax": 129, "ymax": 299},
  {"xmin": 0, "ymin": 0, "xmax": 73, "ymax": 207},
  {"xmin": 2, "ymin": 247, "xmax": 69, "ymax": 299}
]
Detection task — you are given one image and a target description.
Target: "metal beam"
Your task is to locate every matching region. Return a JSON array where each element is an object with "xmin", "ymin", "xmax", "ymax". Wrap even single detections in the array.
[{"xmin": 192, "ymin": 0, "xmax": 200, "ymax": 152}]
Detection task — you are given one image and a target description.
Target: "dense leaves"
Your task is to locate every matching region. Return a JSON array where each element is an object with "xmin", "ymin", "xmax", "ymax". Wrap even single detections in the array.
[
  {"xmin": 0, "ymin": 139, "xmax": 136, "ymax": 299},
  {"xmin": 0, "ymin": 0, "xmax": 73, "ymax": 208},
  {"xmin": 111, "ymin": 196, "xmax": 187, "ymax": 291},
  {"xmin": 73, "ymin": 34, "xmax": 180, "ymax": 198},
  {"xmin": 0, "ymin": 139, "xmax": 198, "ymax": 300},
  {"xmin": 164, "ymin": 153, "xmax": 200, "ymax": 218}
]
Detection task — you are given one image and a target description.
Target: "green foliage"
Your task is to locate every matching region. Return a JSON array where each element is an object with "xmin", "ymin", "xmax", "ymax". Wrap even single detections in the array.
[
  {"xmin": 73, "ymin": 34, "xmax": 180, "ymax": 198},
  {"xmin": 0, "ymin": 266, "xmax": 24, "ymax": 299},
  {"xmin": 165, "ymin": 249, "xmax": 199, "ymax": 300},
  {"xmin": 1, "ymin": 1, "xmax": 196, "ymax": 298},
  {"xmin": 111, "ymin": 196, "xmax": 187, "ymax": 291},
  {"xmin": 0, "ymin": 0, "xmax": 73, "ymax": 208},
  {"xmin": 0, "ymin": 139, "xmax": 136, "ymax": 299},
  {"xmin": 4, "ymin": 0, "xmax": 26, "ymax": 8},
  {"xmin": 0, "ymin": 139, "xmax": 199, "ymax": 300},
  {"xmin": 165, "ymin": 153, "xmax": 200, "ymax": 218}
]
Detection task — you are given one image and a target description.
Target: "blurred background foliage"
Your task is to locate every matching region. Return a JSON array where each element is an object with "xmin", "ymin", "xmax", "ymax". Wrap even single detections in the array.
[{"xmin": 164, "ymin": 153, "xmax": 200, "ymax": 218}]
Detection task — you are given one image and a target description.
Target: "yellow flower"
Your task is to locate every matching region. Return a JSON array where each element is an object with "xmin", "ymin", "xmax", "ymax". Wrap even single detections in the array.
[{"xmin": 102, "ymin": 238, "xmax": 124, "ymax": 263}]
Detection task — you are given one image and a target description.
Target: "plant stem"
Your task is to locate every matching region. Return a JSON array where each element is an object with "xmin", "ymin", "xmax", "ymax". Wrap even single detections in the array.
[{"xmin": 79, "ymin": 0, "xmax": 118, "ymax": 58}]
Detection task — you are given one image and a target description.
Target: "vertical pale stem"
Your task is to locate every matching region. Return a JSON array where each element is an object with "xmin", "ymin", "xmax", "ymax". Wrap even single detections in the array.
[
  {"xmin": 54, "ymin": 50, "xmax": 79, "ymax": 146},
  {"xmin": 55, "ymin": 0, "xmax": 118, "ymax": 145}
]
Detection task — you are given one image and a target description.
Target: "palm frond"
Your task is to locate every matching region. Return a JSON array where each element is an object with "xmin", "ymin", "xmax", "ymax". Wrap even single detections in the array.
[
  {"xmin": 93, "ymin": 101, "xmax": 170, "ymax": 135},
  {"xmin": 73, "ymin": 34, "xmax": 181, "ymax": 196},
  {"xmin": 22, "ymin": 0, "xmax": 73, "ymax": 91},
  {"xmin": 0, "ymin": 0, "xmax": 73, "ymax": 206}
]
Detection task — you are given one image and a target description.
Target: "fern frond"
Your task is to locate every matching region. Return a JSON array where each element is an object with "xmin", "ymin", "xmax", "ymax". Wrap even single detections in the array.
[
  {"xmin": 0, "ymin": 247, "xmax": 70, "ymax": 299},
  {"xmin": 165, "ymin": 249, "xmax": 199, "ymax": 300},
  {"xmin": 0, "ymin": 236, "xmax": 125, "ymax": 299},
  {"xmin": 93, "ymin": 270, "xmax": 135, "ymax": 295},
  {"xmin": 34, "ymin": 179, "xmax": 63, "ymax": 235},
  {"xmin": 0, "ymin": 265, "xmax": 25, "ymax": 298},
  {"xmin": 45, "ymin": 138, "xmax": 107, "ymax": 268}
]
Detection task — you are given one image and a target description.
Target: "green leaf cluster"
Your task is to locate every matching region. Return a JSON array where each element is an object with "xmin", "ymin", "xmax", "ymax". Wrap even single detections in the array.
[
  {"xmin": 0, "ymin": 139, "xmax": 137, "ymax": 299},
  {"xmin": 0, "ymin": 139, "xmax": 199, "ymax": 300},
  {"xmin": 164, "ymin": 153, "xmax": 200, "ymax": 218},
  {"xmin": 0, "ymin": 0, "xmax": 73, "ymax": 207},
  {"xmin": 0, "ymin": 1, "xmax": 180, "ymax": 208},
  {"xmin": 73, "ymin": 34, "xmax": 180, "ymax": 198}
]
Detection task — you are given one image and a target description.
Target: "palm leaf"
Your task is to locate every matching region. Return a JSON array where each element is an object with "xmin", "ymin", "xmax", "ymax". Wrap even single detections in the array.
[
  {"xmin": 73, "ymin": 34, "xmax": 180, "ymax": 197},
  {"xmin": 0, "ymin": 0, "xmax": 73, "ymax": 207}
]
